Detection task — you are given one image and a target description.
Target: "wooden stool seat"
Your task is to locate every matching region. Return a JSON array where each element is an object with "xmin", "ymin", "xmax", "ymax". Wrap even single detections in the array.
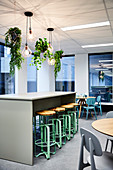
[
  {"xmin": 68, "ymin": 103, "xmax": 79, "ymax": 106},
  {"xmin": 36, "ymin": 110, "xmax": 56, "ymax": 116},
  {"xmin": 51, "ymin": 107, "xmax": 65, "ymax": 112},
  {"xmin": 61, "ymin": 104, "xmax": 74, "ymax": 109}
]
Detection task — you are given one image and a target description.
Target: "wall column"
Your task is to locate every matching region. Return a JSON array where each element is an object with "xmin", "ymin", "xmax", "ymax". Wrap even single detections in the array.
[
  {"xmin": 37, "ymin": 60, "xmax": 55, "ymax": 92},
  {"xmin": 75, "ymin": 53, "xmax": 88, "ymax": 95},
  {"xmin": 15, "ymin": 58, "xmax": 27, "ymax": 94}
]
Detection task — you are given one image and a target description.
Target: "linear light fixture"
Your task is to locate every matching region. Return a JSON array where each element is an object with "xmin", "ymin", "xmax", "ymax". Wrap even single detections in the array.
[
  {"xmin": 102, "ymin": 64, "xmax": 113, "ymax": 66},
  {"xmin": 99, "ymin": 60, "xmax": 113, "ymax": 62},
  {"xmin": 106, "ymin": 67, "xmax": 113, "ymax": 69},
  {"xmin": 95, "ymin": 68, "xmax": 108, "ymax": 71},
  {"xmin": 61, "ymin": 21, "xmax": 110, "ymax": 31},
  {"xmin": 82, "ymin": 43, "xmax": 113, "ymax": 48}
]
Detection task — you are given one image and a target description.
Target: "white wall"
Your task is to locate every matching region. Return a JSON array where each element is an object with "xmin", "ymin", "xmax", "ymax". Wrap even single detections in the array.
[
  {"xmin": 15, "ymin": 58, "xmax": 27, "ymax": 94},
  {"xmin": 75, "ymin": 53, "xmax": 88, "ymax": 95},
  {"xmin": 37, "ymin": 60, "xmax": 55, "ymax": 92}
]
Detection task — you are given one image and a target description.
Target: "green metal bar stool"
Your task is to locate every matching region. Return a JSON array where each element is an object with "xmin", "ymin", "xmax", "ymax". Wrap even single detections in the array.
[
  {"xmin": 67, "ymin": 103, "xmax": 79, "ymax": 133},
  {"xmin": 60, "ymin": 104, "xmax": 75, "ymax": 140},
  {"xmin": 50, "ymin": 107, "xmax": 67, "ymax": 148},
  {"xmin": 34, "ymin": 110, "xmax": 56, "ymax": 160}
]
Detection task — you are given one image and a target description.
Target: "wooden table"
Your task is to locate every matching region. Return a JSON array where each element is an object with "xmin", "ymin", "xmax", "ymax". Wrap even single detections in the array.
[
  {"xmin": 76, "ymin": 96, "xmax": 96, "ymax": 118},
  {"xmin": 92, "ymin": 118, "xmax": 113, "ymax": 137}
]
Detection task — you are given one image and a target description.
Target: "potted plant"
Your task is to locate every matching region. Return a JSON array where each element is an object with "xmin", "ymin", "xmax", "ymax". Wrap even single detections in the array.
[{"xmin": 5, "ymin": 27, "xmax": 24, "ymax": 75}]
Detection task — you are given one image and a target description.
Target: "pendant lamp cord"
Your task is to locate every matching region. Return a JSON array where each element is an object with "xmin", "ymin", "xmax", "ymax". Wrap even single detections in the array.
[
  {"xmin": 49, "ymin": 31, "xmax": 52, "ymax": 45},
  {"xmin": 29, "ymin": 16, "xmax": 31, "ymax": 30},
  {"xmin": 14, "ymin": 0, "xmax": 16, "ymax": 24},
  {"xmin": 26, "ymin": 16, "xmax": 28, "ymax": 45}
]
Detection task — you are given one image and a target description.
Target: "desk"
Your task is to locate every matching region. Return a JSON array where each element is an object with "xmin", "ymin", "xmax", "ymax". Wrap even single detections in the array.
[
  {"xmin": 76, "ymin": 96, "xmax": 96, "ymax": 118},
  {"xmin": 92, "ymin": 118, "xmax": 113, "ymax": 137},
  {"xmin": 0, "ymin": 92, "xmax": 76, "ymax": 165}
]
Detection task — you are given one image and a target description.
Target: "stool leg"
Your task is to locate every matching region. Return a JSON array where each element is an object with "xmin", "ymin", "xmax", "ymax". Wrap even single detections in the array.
[
  {"xmin": 46, "ymin": 125, "xmax": 50, "ymax": 159},
  {"xmin": 41, "ymin": 126, "xmax": 44, "ymax": 152},
  {"xmin": 56, "ymin": 119, "xmax": 58, "ymax": 135},
  {"xmin": 44, "ymin": 125, "xmax": 46, "ymax": 143},
  {"xmin": 57, "ymin": 119, "xmax": 62, "ymax": 148},
  {"xmin": 67, "ymin": 115, "xmax": 71, "ymax": 140},
  {"xmin": 73, "ymin": 112, "xmax": 77, "ymax": 134},
  {"xmin": 63, "ymin": 115, "xmax": 66, "ymax": 144},
  {"xmin": 51, "ymin": 123, "xmax": 56, "ymax": 155},
  {"xmin": 67, "ymin": 111, "xmax": 75, "ymax": 137}
]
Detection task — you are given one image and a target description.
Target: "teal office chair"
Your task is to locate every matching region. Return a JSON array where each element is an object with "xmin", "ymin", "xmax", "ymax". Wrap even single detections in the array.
[
  {"xmin": 95, "ymin": 96, "xmax": 102, "ymax": 116},
  {"xmin": 78, "ymin": 128, "xmax": 113, "ymax": 170},
  {"xmin": 81, "ymin": 98, "xmax": 97, "ymax": 120}
]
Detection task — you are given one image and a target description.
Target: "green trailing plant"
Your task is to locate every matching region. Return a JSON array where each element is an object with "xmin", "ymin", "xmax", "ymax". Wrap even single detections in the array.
[
  {"xmin": 98, "ymin": 71, "xmax": 104, "ymax": 81},
  {"xmin": 30, "ymin": 37, "xmax": 63, "ymax": 78},
  {"xmin": 54, "ymin": 50, "xmax": 63, "ymax": 78},
  {"xmin": 30, "ymin": 38, "xmax": 52, "ymax": 70},
  {"xmin": 5, "ymin": 27, "xmax": 24, "ymax": 75}
]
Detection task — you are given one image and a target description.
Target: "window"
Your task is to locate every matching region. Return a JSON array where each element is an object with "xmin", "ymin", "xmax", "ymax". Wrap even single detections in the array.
[
  {"xmin": 89, "ymin": 53, "xmax": 113, "ymax": 102},
  {"xmin": 27, "ymin": 55, "xmax": 37, "ymax": 92},
  {"xmin": 0, "ymin": 43, "xmax": 15, "ymax": 94},
  {"xmin": 55, "ymin": 56, "xmax": 75, "ymax": 91}
]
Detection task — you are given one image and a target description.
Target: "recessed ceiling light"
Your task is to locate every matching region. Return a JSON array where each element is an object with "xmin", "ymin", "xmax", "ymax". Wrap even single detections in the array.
[
  {"xmin": 99, "ymin": 60, "xmax": 113, "ymax": 62},
  {"xmin": 61, "ymin": 21, "xmax": 110, "ymax": 31},
  {"xmin": 82, "ymin": 43, "xmax": 113, "ymax": 48}
]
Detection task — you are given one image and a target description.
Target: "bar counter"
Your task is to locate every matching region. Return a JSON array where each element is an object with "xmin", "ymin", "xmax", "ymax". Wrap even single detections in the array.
[{"xmin": 0, "ymin": 91, "xmax": 76, "ymax": 165}]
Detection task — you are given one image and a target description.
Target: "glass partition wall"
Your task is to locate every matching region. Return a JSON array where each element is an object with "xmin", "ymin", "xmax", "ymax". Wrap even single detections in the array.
[
  {"xmin": 89, "ymin": 53, "xmax": 113, "ymax": 102},
  {"xmin": 55, "ymin": 55, "xmax": 75, "ymax": 92},
  {"xmin": 0, "ymin": 43, "xmax": 15, "ymax": 94}
]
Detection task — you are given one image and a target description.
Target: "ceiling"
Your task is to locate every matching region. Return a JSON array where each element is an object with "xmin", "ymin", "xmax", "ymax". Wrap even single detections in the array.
[{"xmin": 0, "ymin": 0, "xmax": 113, "ymax": 55}]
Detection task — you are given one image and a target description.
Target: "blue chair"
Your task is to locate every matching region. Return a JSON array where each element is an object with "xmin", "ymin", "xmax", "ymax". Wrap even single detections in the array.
[
  {"xmin": 81, "ymin": 98, "xmax": 97, "ymax": 120},
  {"xmin": 95, "ymin": 96, "xmax": 102, "ymax": 116}
]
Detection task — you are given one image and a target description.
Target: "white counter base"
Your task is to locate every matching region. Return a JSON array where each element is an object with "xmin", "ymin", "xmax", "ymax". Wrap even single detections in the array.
[{"xmin": 0, "ymin": 92, "xmax": 76, "ymax": 165}]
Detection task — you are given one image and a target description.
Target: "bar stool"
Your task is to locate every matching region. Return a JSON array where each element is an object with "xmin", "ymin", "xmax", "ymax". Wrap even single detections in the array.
[
  {"xmin": 61, "ymin": 104, "xmax": 74, "ymax": 140},
  {"xmin": 34, "ymin": 110, "xmax": 56, "ymax": 160},
  {"xmin": 50, "ymin": 107, "xmax": 66, "ymax": 148},
  {"xmin": 68, "ymin": 102, "xmax": 79, "ymax": 132}
]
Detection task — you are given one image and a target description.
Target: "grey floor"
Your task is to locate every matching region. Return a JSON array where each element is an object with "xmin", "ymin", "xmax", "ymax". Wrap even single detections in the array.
[{"xmin": 0, "ymin": 112, "xmax": 110, "ymax": 170}]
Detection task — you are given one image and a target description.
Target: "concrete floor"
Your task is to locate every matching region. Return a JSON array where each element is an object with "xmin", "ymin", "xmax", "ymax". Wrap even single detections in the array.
[{"xmin": 0, "ymin": 112, "xmax": 110, "ymax": 170}]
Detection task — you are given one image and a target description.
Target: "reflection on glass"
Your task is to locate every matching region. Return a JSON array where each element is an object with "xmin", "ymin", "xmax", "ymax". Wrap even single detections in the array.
[
  {"xmin": 0, "ymin": 44, "xmax": 15, "ymax": 94},
  {"xmin": 27, "ymin": 55, "xmax": 37, "ymax": 92},
  {"xmin": 89, "ymin": 53, "xmax": 113, "ymax": 102},
  {"xmin": 55, "ymin": 56, "xmax": 75, "ymax": 92}
]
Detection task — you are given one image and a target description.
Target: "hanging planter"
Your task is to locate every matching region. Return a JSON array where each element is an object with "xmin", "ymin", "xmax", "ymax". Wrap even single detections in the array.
[
  {"xmin": 30, "ymin": 38, "xmax": 52, "ymax": 69},
  {"xmin": 30, "ymin": 38, "xmax": 63, "ymax": 78},
  {"xmin": 54, "ymin": 50, "xmax": 63, "ymax": 78},
  {"xmin": 5, "ymin": 27, "xmax": 24, "ymax": 75},
  {"xmin": 98, "ymin": 71, "xmax": 104, "ymax": 81}
]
